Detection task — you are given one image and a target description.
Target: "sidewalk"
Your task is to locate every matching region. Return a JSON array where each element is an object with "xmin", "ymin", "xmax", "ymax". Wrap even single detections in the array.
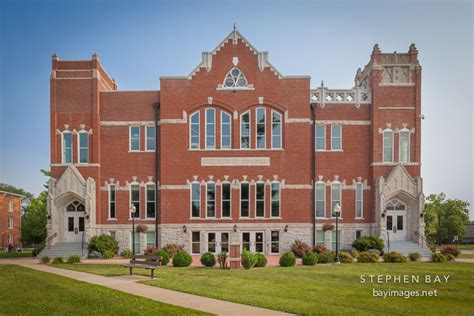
[{"xmin": 0, "ymin": 258, "xmax": 292, "ymax": 316}]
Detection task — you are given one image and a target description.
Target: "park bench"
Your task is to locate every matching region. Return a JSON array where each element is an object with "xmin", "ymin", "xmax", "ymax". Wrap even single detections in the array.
[{"xmin": 122, "ymin": 255, "xmax": 161, "ymax": 279}]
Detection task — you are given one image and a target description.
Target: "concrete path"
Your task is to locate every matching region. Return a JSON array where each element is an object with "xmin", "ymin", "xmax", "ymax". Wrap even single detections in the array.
[{"xmin": 0, "ymin": 258, "xmax": 292, "ymax": 316}]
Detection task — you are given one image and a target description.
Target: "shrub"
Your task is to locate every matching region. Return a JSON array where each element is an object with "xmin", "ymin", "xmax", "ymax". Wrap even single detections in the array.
[
  {"xmin": 241, "ymin": 249, "xmax": 257, "ymax": 269},
  {"xmin": 67, "ymin": 255, "xmax": 81, "ymax": 264},
  {"xmin": 40, "ymin": 256, "xmax": 50, "ymax": 264},
  {"xmin": 383, "ymin": 251, "xmax": 407, "ymax": 263},
  {"xmin": 312, "ymin": 244, "xmax": 329, "ymax": 254},
  {"xmin": 368, "ymin": 248, "xmax": 381, "ymax": 256},
  {"xmin": 339, "ymin": 252, "xmax": 354, "ymax": 263},
  {"xmin": 52, "ymin": 257, "xmax": 64, "ymax": 264},
  {"xmin": 440, "ymin": 245, "xmax": 460, "ymax": 258},
  {"xmin": 317, "ymin": 251, "xmax": 335, "ymax": 264},
  {"xmin": 144, "ymin": 246, "xmax": 157, "ymax": 255},
  {"xmin": 121, "ymin": 249, "xmax": 133, "ymax": 259},
  {"xmin": 290, "ymin": 240, "xmax": 310, "ymax": 258},
  {"xmin": 432, "ymin": 253, "xmax": 447, "ymax": 262},
  {"xmin": 302, "ymin": 252, "xmax": 318, "ymax": 265},
  {"xmin": 351, "ymin": 248, "xmax": 360, "ymax": 258},
  {"xmin": 102, "ymin": 250, "xmax": 116, "ymax": 259},
  {"xmin": 254, "ymin": 253, "xmax": 267, "ymax": 268},
  {"xmin": 352, "ymin": 236, "xmax": 384, "ymax": 252},
  {"xmin": 200, "ymin": 252, "xmax": 216, "ymax": 267},
  {"xmin": 162, "ymin": 244, "xmax": 184, "ymax": 258},
  {"xmin": 88, "ymin": 234, "xmax": 119, "ymax": 257},
  {"xmin": 357, "ymin": 251, "xmax": 378, "ymax": 263},
  {"xmin": 88, "ymin": 250, "xmax": 102, "ymax": 259},
  {"xmin": 217, "ymin": 252, "xmax": 228, "ymax": 269},
  {"xmin": 279, "ymin": 252, "xmax": 296, "ymax": 267},
  {"xmin": 153, "ymin": 249, "xmax": 170, "ymax": 265},
  {"xmin": 408, "ymin": 252, "xmax": 421, "ymax": 262},
  {"xmin": 446, "ymin": 254, "xmax": 455, "ymax": 261},
  {"xmin": 172, "ymin": 251, "xmax": 192, "ymax": 267}
]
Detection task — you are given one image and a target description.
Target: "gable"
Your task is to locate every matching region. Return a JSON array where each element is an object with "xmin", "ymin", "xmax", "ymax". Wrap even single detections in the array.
[
  {"xmin": 383, "ymin": 164, "xmax": 417, "ymax": 199},
  {"xmin": 54, "ymin": 165, "xmax": 86, "ymax": 198}
]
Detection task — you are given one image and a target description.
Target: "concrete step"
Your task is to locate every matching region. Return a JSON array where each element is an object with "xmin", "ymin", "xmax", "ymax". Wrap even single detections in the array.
[
  {"xmin": 384, "ymin": 241, "xmax": 432, "ymax": 257},
  {"xmin": 38, "ymin": 242, "xmax": 88, "ymax": 259}
]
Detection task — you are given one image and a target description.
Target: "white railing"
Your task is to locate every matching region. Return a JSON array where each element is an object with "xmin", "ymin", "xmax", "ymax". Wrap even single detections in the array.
[{"xmin": 310, "ymin": 86, "xmax": 371, "ymax": 107}]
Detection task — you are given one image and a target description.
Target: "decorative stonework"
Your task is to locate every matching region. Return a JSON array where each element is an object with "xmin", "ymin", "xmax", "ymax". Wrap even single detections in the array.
[{"xmin": 201, "ymin": 157, "xmax": 270, "ymax": 166}]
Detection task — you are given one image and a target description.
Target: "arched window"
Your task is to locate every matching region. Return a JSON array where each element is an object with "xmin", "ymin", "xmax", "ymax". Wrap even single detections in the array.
[
  {"xmin": 223, "ymin": 67, "xmax": 248, "ymax": 88},
  {"xmin": 221, "ymin": 112, "xmax": 232, "ymax": 149},
  {"xmin": 190, "ymin": 112, "xmax": 200, "ymax": 149},
  {"xmin": 240, "ymin": 111, "xmax": 251, "ymax": 149},
  {"xmin": 66, "ymin": 201, "xmax": 85, "ymax": 212},
  {"xmin": 205, "ymin": 108, "xmax": 215, "ymax": 149},
  {"xmin": 271, "ymin": 111, "xmax": 282, "ymax": 149},
  {"xmin": 256, "ymin": 108, "xmax": 266, "ymax": 149},
  {"xmin": 386, "ymin": 199, "xmax": 406, "ymax": 211}
]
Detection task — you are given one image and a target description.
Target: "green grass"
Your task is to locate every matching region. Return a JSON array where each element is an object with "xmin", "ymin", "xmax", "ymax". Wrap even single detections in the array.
[
  {"xmin": 458, "ymin": 244, "xmax": 474, "ymax": 250},
  {"xmin": 0, "ymin": 265, "xmax": 206, "ymax": 315},
  {"xmin": 54, "ymin": 263, "xmax": 474, "ymax": 315},
  {"xmin": 0, "ymin": 251, "xmax": 32, "ymax": 259},
  {"xmin": 458, "ymin": 253, "xmax": 474, "ymax": 259}
]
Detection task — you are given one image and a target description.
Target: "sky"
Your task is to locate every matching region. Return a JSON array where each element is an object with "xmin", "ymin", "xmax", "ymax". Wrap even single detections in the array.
[{"xmin": 0, "ymin": 0, "xmax": 473, "ymax": 217}]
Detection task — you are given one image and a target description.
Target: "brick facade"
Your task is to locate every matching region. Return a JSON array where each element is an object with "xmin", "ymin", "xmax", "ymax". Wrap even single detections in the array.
[{"xmin": 0, "ymin": 191, "xmax": 23, "ymax": 247}]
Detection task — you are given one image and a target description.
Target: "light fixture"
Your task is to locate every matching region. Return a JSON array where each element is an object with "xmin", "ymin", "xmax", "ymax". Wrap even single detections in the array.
[
  {"xmin": 382, "ymin": 209, "xmax": 387, "ymax": 218},
  {"xmin": 129, "ymin": 204, "xmax": 136, "ymax": 216},
  {"xmin": 420, "ymin": 212, "xmax": 424, "ymax": 218},
  {"xmin": 233, "ymin": 224, "xmax": 238, "ymax": 233},
  {"xmin": 284, "ymin": 225, "xmax": 289, "ymax": 233},
  {"xmin": 182, "ymin": 225, "xmax": 187, "ymax": 233}
]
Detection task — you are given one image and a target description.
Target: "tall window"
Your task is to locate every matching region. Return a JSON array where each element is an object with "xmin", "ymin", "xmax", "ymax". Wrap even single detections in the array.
[
  {"xmin": 271, "ymin": 182, "xmax": 280, "ymax": 217},
  {"xmin": 316, "ymin": 230, "xmax": 325, "ymax": 246},
  {"xmin": 130, "ymin": 184, "xmax": 140, "ymax": 218},
  {"xmin": 383, "ymin": 130, "xmax": 394, "ymax": 162},
  {"xmin": 109, "ymin": 184, "xmax": 116, "ymax": 219},
  {"xmin": 315, "ymin": 182, "xmax": 326, "ymax": 218},
  {"xmin": 146, "ymin": 126, "xmax": 156, "ymax": 151},
  {"xmin": 8, "ymin": 200, "xmax": 13, "ymax": 212},
  {"xmin": 315, "ymin": 124, "xmax": 326, "ymax": 150},
  {"xmin": 191, "ymin": 183, "xmax": 201, "ymax": 218},
  {"xmin": 271, "ymin": 231, "xmax": 280, "ymax": 254},
  {"xmin": 331, "ymin": 230, "xmax": 341, "ymax": 251},
  {"xmin": 132, "ymin": 232, "xmax": 140, "ymax": 254},
  {"xmin": 331, "ymin": 125, "xmax": 342, "ymax": 150},
  {"xmin": 256, "ymin": 108, "xmax": 266, "ymax": 149},
  {"xmin": 221, "ymin": 112, "xmax": 231, "ymax": 149},
  {"xmin": 130, "ymin": 126, "xmax": 140, "ymax": 151},
  {"xmin": 8, "ymin": 218, "xmax": 13, "ymax": 229},
  {"xmin": 206, "ymin": 183, "xmax": 216, "ymax": 217},
  {"xmin": 331, "ymin": 182, "xmax": 342, "ymax": 217},
  {"xmin": 240, "ymin": 182, "xmax": 249, "ymax": 217},
  {"xmin": 240, "ymin": 112, "xmax": 250, "ymax": 149},
  {"xmin": 399, "ymin": 130, "xmax": 410, "ymax": 163},
  {"xmin": 192, "ymin": 231, "xmax": 200, "ymax": 254},
  {"xmin": 221, "ymin": 183, "xmax": 231, "ymax": 218},
  {"xmin": 190, "ymin": 112, "xmax": 200, "ymax": 149},
  {"xmin": 205, "ymin": 108, "xmax": 215, "ymax": 149},
  {"xmin": 208, "ymin": 233, "xmax": 216, "ymax": 253},
  {"xmin": 271, "ymin": 111, "xmax": 282, "ymax": 149},
  {"xmin": 146, "ymin": 184, "xmax": 156, "ymax": 218},
  {"xmin": 146, "ymin": 231, "xmax": 156, "ymax": 250},
  {"xmin": 355, "ymin": 183, "xmax": 363, "ymax": 218},
  {"xmin": 78, "ymin": 132, "xmax": 89, "ymax": 163},
  {"xmin": 255, "ymin": 182, "xmax": 265, "ymax": 217},
  {"xmin": 62, "ymin": 132, "xmax": 72, "ymax": 163}
]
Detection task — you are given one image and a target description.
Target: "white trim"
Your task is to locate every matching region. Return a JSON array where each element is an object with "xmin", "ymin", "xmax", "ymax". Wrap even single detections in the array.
[
  {"xmin": 101, "ymin": 121, "xmax": 155, "ymax": 126},
  {"xmin": 129, "ymin": 126, "xmax": 140, "ymax": 152},
  {"xmin": 77, "ymin": 130, "xmax": 89, "ymax": 164},
  {"xmin": 189, "ymin": 111, "xmax": 200, "ymax": 149},
  {"xmin": 330, "ymin": 181, "xmax": 342, "ymax": 218},
  {"xmin": 221, "ymin": 182, "xmax": 232, "ymax": 219},
  {"xmin": 382, "ymin": 129, "xmax": 394, "ymax": 163},
  {"xmin": 205, "ymin": 108, "xmax": 216, "ymax": 149},
  {"xmin": 190, "ymin": 182, "xmax": 201, "ymax": 218},
  {"xmin": 220, "ymin": 111, "xmax": 232, "ymax": 149},
  {"xmin": 378, "ymin": 107, "xmax": 416, "ymax": 110},
  {"xmin": 271, "ymin": 110, "xmax": 282, "ymax": 149},
  {"xmin": 240, "ymin": 111, "xmax": 251, "ymax": 149},
  {"xmin": 201, "ymin": 157, "xmax": 270, "ymax": 166},
  {"xmin": 355, "ymin": 182, "xmax": 363, "ymax": 219},
  {"xmin": 316, "ymin": 120, "xmax": 371, "ymax": 125},
  {"xmin": 129, "ymin": 183, "xmax": 140, "ymax": 219},
  {"xmin": 331, "ymin": 124, "xmax": 342, "ymax": 150},
  {"xmin": 399, "ymin": 129, "xmax": 410, "ymax": 163},
  {"xmin": 61, "ymin": 130, "xmax": 73, "ymax": 164},
  {"xmin": 51, "ymin": 163, "xmax": 101, "ymax": 167},
  {"xmin": 254, "ymin": 181, "xmax": 265, "ymax": 218},
  {"xmin": 371, "ymin": 162, "xmax": 421, "ymax": 166},
  {"xmin": 255, "ymin": 107, "xmax": 266, "ymax": 149},
  {"xmin": 145, "ymin": 125, "xmax": 156, "ymax": 152},
  {"xmin": 270, "ymin": 182, "xmax": 281, "ymax": 218},
  {"xmin": 315, "ymin": 182, "xmax": 326, "ymax": 218},
  {"xmin": 315, "ymin": 124, "xmax": 326, "ymax": 150},
  {"xmin": 8, "ymin": 200, "xmax": 13, "ymax": 212},
  {"xmin": 145, "ymin": 183, "xmax": 156, "ymax": 220},
  {"xmin": 205, "ymin": 182, "xmax": 216, "ymax": 218}
]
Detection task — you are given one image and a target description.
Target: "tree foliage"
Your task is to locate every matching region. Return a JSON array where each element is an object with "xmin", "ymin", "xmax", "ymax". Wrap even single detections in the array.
[
  {"xmin": 21, "ymin": 191, "xmax": 47, "ymax": 245},
  {"xmin": 0, "ymin": 183, "xmax": 33, "ymax": 200}
]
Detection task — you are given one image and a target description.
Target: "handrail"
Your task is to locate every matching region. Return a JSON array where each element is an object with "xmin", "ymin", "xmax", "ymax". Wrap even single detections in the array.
[
  {"xmin": 36, "ymin": 232, "xmax": 57, "ymax": 255},
  {"xmin": 386, "ymin": 230, "xmax": 390, "ymax": 252},
  {"xmin": 81, "ymin": 232, "xmax": 85, "ymax": 258},
  {"xmin": 415, "ymin": 231, "xmax": 435, "ymax": 252}
]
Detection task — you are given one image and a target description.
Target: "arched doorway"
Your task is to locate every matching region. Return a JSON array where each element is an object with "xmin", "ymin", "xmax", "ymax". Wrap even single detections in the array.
[
  {"xmin": 385, "ymin": 199, "xmax": 407, "ymax": 241},
  {"xmin": 64, "ymin": 201, "xmax": 86, "ymax": 242}
]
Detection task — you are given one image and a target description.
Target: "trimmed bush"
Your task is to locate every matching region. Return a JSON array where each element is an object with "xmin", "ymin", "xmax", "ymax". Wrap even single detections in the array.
[
  {"xmin": 241, "ymin": 249, "xmax": 257, "ymax": 269},
  {"xmin": 312, "ymin": 244, "xmax": 329, "ymax": 254},
  {"xmin": 163, "ymin": 244, "xmax": 184, "ymax": 258},
  {"xmin": 40, "ymin": 256, "xmax": 50, "ymax": 264},
  {"xmin": 172, "ymin": 250, "xmax": 192, "ymax": 267},
  {"xmin": 102, "ymin": 250, "xmax": 115, "ymax": 259},
  {"xmin": 357, "ymin": 251, "xmax": 378, "ymax": 263},
  {"xmin": 254, "ymin": 253, "xmax": 267, "ymax": 268},
  {"xmin": 352, "ymin": 236, "xmax": 384, "ymax": 252},
  {"xmin": 368, "ymin": 248, "xmax": 381, "ymax": 256},
  {"xmin": 440, "ymin": 245, "xmax": 460, "ymax": 258},
  {"xmin": 302, "ymin": 252, "xmax": 318, "ymax": 265},
  {"xmin": 351, "ymin": 248, "xmax": 360, "ymax": 258},
  {"xmin": 432, "ymin": 253, "xmax": 447, "ymax": 262},
  {"xmin": 153, "ymin": 249, "xmax": 170, "ymax": 265},
  {"xmin": 383, "ymin": 251, "xmax": 407, "ymax": 263},
  {"xmin": 290, "ymin": 240, "xmax": 310, "ymax": 258},
  {"xmin": 52, "ymin": 257, "xmax": 64, "ymax": 264},
  {"xmin": 339, "ymin": 252, "xmax": 354, "ymax": 263},
  {"xmin": 120, "ymin": 250, "xmax": 133, "ymax": 259},
  {"xmin": 88, "ymin": 234, "xmax": 119, "ymax": 257},
  {"xmin": 67, "ymin": 255, "xmax": 81, "ymax": 264},
  {"xmin": 88, "ymin": 251, "xmax": 102, "ymax": 259},
  {"xmin": 446, "ymin": 254, "xmax": 455, "ymax": 261},
  {"xmin": 279, "ymin": 252, "xmax": 296, "ymax": 267},
  {"xmin": 408, "ymin": 252, "xmax": 421, "ymax": 262},
  {"xmin": 317, "ymin": 251, "xmax": 335, "ymax": 264},
  {"xmin": 200, "ymin": 252, "xmax": 216, "ymax": 267}
]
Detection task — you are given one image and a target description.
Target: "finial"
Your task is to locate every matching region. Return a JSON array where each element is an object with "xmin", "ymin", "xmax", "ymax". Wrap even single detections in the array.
[
  {"xmin": 372, "ymin": 43, "xmax": 381, "ymax": 53},
  {"xmin": 92, "ymin": 53, "xmax": 98, "ymax": 60},
  {"xmin": 52, "ymin": 53, "xmax": 59, "ymax": 61},
  {"xmin": 409, "ymin": 43, "xmax": 417, "ymax": 53},
  {"xmin": 233, "ymin": 23, "xmax": 237, "ymax": 31},
  {"xmin": 320, "ymin": 80, "xmax": 324, "ymax": 87}
]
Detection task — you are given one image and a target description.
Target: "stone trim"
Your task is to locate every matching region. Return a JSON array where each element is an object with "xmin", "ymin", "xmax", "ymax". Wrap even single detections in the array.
[
  {"xmin": 201, "ymin": 157, "xmax": 270, "ymax": 166},
  {"xmin": 315, "ymin": 120, "xmax": 371, "ymax": 125},
  {"xmin": 51, "ymin": 163, "xmax": 101, "ymax": 167}
]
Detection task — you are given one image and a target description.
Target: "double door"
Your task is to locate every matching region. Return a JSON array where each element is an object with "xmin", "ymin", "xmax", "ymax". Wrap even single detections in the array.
[
  {"xmin": 207, "ymin": 232, "xmax": 230, "ymax": 253},
  {"xmin": 242, "ymin": 232, "xmax": 264, "ymax": 253}
]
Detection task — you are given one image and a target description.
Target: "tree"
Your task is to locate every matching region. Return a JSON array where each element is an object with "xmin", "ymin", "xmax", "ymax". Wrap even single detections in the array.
[
  {"xmin": 425, "ymin": 193, "xmax": 470, "ymax": 245},
  {"xmin": 0, "ymin": 183, "xmax": 33, "ymax": 200},
  {"xmin": 21, "ymin": 191, "xmax": 48, "ymax": 245}
]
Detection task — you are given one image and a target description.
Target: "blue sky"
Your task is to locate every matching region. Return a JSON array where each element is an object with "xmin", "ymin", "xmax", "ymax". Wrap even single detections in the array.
[{"xmin": 0, "ymin": 0, "xmax": 472, "ymax": 217}]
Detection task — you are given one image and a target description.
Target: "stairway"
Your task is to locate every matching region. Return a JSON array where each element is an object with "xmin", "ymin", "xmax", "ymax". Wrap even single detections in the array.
[
  {"xmin": 385, "ymin": 241, "xmax": 432, "ymax": 257},
  {"xmin": 38, "ymin": 242, "xmax": 88, "ymax": 259}
]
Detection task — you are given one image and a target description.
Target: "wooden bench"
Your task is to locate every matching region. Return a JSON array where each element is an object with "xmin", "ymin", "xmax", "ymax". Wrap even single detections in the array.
[{"xmin": 122, "ymin": 255, "xmax": 161, "ymax": 279}]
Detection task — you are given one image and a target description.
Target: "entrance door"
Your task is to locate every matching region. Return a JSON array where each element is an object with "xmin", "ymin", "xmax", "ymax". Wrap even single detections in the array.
[
  {"xmin": 64, "ymin": 201, "xmax": 85, "ymax": 242},
  {"xmin": 241, "ymin": 232, "xmax": 264, "ymax": 253},
  {"xmin": 207, "ymin": 232, "xmax": 230, "ymax": 254},
  {"xmin": 386, "ymin": 200, "xmax": 407, "ymax": 242}
]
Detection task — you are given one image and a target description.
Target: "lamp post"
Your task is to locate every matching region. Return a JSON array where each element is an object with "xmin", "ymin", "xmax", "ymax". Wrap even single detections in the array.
[
  {"xmin": 334, "ymin": 203, "xmax": 341, "ymax": 264},
  {"xmin": 130, "ymin": 204, "xmax": 137, "ymax": 255}
]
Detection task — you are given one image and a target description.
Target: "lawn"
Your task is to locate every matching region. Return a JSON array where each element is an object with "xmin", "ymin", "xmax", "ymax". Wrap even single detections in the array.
[
  {"xmin": 0, "ymin": 251, "xmax": 32, "ymax": 259},
  {"xmin": 0, "ymin": 265, "xmax": 206, "ymax": 315},
  {"xmin": 54, "ymin": 263, "xmax": 474, "ymax": 315},
  {"xmin": 458, "ymin": 253, "xmax": 474, "ymax": 259},
  {"xmin": 458, "ymin": 244, "xmax": 474, "ymax": 250}
]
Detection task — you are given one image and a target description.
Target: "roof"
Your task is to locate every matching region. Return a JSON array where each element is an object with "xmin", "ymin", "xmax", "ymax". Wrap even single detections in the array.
[{"xmin": 0, "ymin": 190, "xmax": 26, "ymax": 198}]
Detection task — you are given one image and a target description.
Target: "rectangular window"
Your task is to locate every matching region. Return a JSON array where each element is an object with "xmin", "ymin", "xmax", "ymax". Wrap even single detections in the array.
[
  {"xmin": 191, "ymin": 183, "xmax": 200, "ymax": 218},
  {"xmin": 316, "ymin": 230, "xmax": 325, "ymax": 246},
  {"xmin": 331, "ymin": 183, "xmax": 342, "ymax": 217},
  {"xmin": 383, "ymin": 130, "xmax": 393, "ymax": 162},
  {"xmin": 331, "ymin": 125, "xmax": 342, "ymax": 150},
  {"xmin": 331, "ymin": 230, "xmax": 341, "ymax": 251},
  {"xmin": 355, "ymin": 230, "xmax": 362, "ymax": 239},
  {"xmin": 8, "ymin": 218, "xmax": 13, "ymax": 229},
  {"xmin": 208, "ymin": 232, "xmax": 216, "ymax": 253},
  {"xmin": 130, "ymin": 126, "xmax": 140, "ymax": 151},
  {"xmin": 206, "ymin": 183, "xmax": 216, "ymax": 217},
  {"xmin": 190, "ymin": 113, "xmax": 200, "ymax": 149},
  {"xmin": 205, "ymin": 108, "xmax": 215, "ymax": 149},
  {"xmin": 109, "ymin": 184, "xmax": 116, "ymax": 219},
  {"xmin": 315, "ymin": 124, "xmax": 326, "ymax": 150},
  {"xmin": 130, "ymin": 184, "xmax": 140, "ymax": 218},
  {"xmin": 240, "ymin": 112, "xmax": 250, "ymax": 149},
  {"xmin": 387, "ymin": 215, "xmax": 393, "ymax": 230},
  {"xmin": 240, "ymin": 182, "xmax": 249, "ymax": 217},
  {"xmin": 63, "ymin": 132, "xmax": 72, "ymax": 163},
  {"xmin": 397, "ymin": 215, "xmax": 404, "ymax": 230},
  {"xmin": 146, "ymin": 184, "xmax": 156, "ymax": 218},
  {"xmin": 399, "ymin": 131, "xmax": 410, "ymax": 163},
  {"xmin": 146, "ymin": 126, "xmax": 156, "ymax": 151},
  {"xmin": 255, "ymin": 183, "xmax": 265, "ymax": 217},
  {"xmin": 146, "ymin": 231, "xmax": 156, "ymax": 250},
  {"xmin": 109, "ymin": 231, "xmax": 116, "ymax": 240},
  {"xmin": 8, "ymin": 200, "xmax": 13, "ymax": 212},
  {"xmin": 355, "ymin": 183, "xmax": 363, "ymax": 218},
  {"xmin": 79, "ymin": 217, "xmax": 85, "ymax": 232},
  {"xmin": 221, "ymin": 232, "xmax": 229, "ymax": 253},
  {"xmin": 79, "ymin": 132, "xmax": 88, "ymax": 163},
  {"xmin": 256, "ymin": 108, "xmax": 266, "ymax": 149},
  {"xmin": 68, "ymin": 217, "xmax": 74, "ymax": 232},
  {"xmin": 271, "ymin": 183, "xmax": 280, "ymax": 217},
  {"xmin": 271, "ymin": 111, "xmax": 282, "ymax": 149},
  {"xmin": 315, "ymin": 183, "xmax": 326, "ymax": 218},
  {"xmin": 221, "ymin": 183, "xmax": 231, "ymax": 218},
  {"xmin": 192, "ymin": 231, "xmax": 200, "ymax": 254},
  {"xmin": 242, "ymin": 232, "xmax": 250, "ymax": 251},
  {"xmin": 271, "ymin": 231, "xmax": 280, "ymax": 254},
  {"xmin": 132, "ymin": 232, "xmax": 140, "ymax": 254},
  {"xmin": 221, "ymin": 112, "xmax": 231, "ymax": 149}
]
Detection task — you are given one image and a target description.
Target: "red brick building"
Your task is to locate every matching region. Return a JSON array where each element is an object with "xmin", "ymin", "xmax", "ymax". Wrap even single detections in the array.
[
  {"xmin": 46, "ymin": 27, "xmax": 426, "ymax": 256},
  {"xmin": 0, "ymin": 191, "xmax": 23, "ymax": 248}
]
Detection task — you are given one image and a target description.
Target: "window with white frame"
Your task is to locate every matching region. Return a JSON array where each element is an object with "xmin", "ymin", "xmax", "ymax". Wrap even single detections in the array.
[
  {"xmin": 331, "ymin": 182, "xmax": 342, "ymax": 217},
  {"xmin": 240, "ymin": 112, "xmax": 250, "ymax": 149},
  {"xmin": 205, "ymin": 108, "xmax": 215, "ymax": 149},
  {"xmin": 8, "ymin": 200, "xmax": 13, "ymax": 212},
  {"xmin": 221, "ymin": 112, "xmax": 232, "ymax": 149},
  {"xmin": 146, "ymin": 126, "xmax": 156, "ymax": 151},
  {"xmin": 208, "ymin": 232, "xmax": 216, "ymax": 253},
  {"xmin": 271, "ymin": 231, "xmax": 280, "ymax": 254},
  {"xmin": 221, "ymin": 183, "xmax": 231, "ymax": 218},
  {"xmin": 240, "ymin": 182, "xmax": 249, "ymax": 217},
  {"xmin": 130, "ymin": 126, "xmax": 140, "ymax": 151},
  {"xmin": 331, "ymin": 125, "xmax": 342, "ymax": 150},
  {"xmin": 62, "ymin": 131, "xmax": 72, "ymax": 163},
  {"xmin": 316, "ymin": 230, "xmax": 325, "ymax": 246},
  {"xmin": 256, "ymin": 108, "xmax": 266, "ymax": 149},
  {"xmin": 78, "ymin": 131, "xmax": 89, "ymax": 163},
  {"xmin": 271, "ymin": 182, "xmax": 280, "ymax": 217},
  {"xmin": 146, "ymin": 184, "xmax": 156, "ymax": 218},
  {"xmin": 271, "ymin": 111, "xmax": 282, "ymax": 149},
  {"xmin": 146, "ymin": 231, "xmax": 156, "ymax": 250},
  {"xmin": 355, "ymin": 183, "xmax": 363, "ymax": 218},
  {"xmin": 383, "ymin": 130, "xmax": 394, "ymax": 162},
  {"xmin": 399, "ymin": 130, "xmax": 410, "ymax": 163},
  {"xmin": 191, "ymin": 183, "xmax": 200, "ymax": 218},
  {"xmin": 191, "ymin": 231, "xmax": 200, "ymax": 254},
  {"xmin": 206, "ymin": 183, "xmax": 216, "ymax": 217},
  {"xmin": 190, "ymin": 112, "xmax": 200, "ymax": 149},
  {"xmin": 331, "ymin": 230, "xmax": 341, "ymax": 251},
  {"xmin": 132, "ymin": 231, "xmax": 140, "ymax": 254},
  {"xmin": 109, "ymin": 184, "xmax": 116, "ymax": 219},
  {"xmin": 130, "ymin": 184, "xmax": 140, "ymax": 218},
  {"xmin": 255, "ymin": 182, "xmax": 265, "ymax": 217},
  {"xmin": 8, "ymin": 233, "xmax": 13, "ymax": 243},
  {"xmin": 223, "ymin": 67, "xmax": 248, "ymax": 88},
  {"xmin": 315, "ymin": 182, "xmax": 326, "ymax": 218},
  {"xmin": 8, "ymin": 218, "xmax": 13, "ymax": 229},
  {"xmin": 315, "ymin": 124, "xmax": 326, "ymax": 150}
]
